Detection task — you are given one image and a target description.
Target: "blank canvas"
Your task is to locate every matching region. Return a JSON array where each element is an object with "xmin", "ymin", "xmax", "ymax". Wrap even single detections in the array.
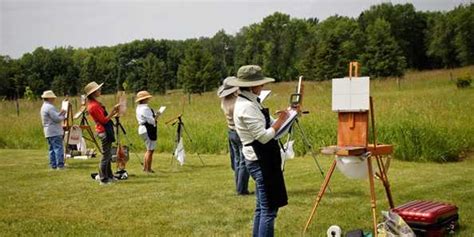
[{"xmin": 332, "ymin": 77, "xmax": 370, "ymax": 112}]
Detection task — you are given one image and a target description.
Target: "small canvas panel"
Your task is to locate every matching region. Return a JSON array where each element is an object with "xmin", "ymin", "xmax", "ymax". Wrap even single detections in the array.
[{"xmin": 332, "ymin": 77, "xmax": 370, "ymax": 112}]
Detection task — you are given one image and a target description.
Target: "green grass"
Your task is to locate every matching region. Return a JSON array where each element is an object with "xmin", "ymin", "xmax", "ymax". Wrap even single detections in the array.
[
  {"xmin": 0, "ymin": 149, "xmax": 473, "ymax": 236},
  {"xmin": 0, "ymin": 66, "xmax": 473, "ymax": 162}
]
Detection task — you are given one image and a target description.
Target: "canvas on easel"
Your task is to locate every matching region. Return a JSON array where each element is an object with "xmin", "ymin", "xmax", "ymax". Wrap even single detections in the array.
[{"xmin": 303, "ymin": 62, "xmax": 395, "ymax": 236}]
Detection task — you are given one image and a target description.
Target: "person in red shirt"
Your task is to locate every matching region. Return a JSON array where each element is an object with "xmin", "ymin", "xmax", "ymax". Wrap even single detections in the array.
[{"xmin": 84, "ymin": 81, "xmax": 119, "ymax": 185}]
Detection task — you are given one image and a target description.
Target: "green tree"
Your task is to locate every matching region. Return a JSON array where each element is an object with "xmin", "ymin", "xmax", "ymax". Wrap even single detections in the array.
[
  {"xmin": 452, "ymin": 4, "xmax": 474, "ymax": 65},
  {"xmin": 426, "ymin": 12, "xmax": 459, "ymax": 68},
  {"xmin": 80, "ymin": 55, "xmax": 100, "ymax": 89},
  {"xmin": 361, "ymin": 19, "xmax": 406, "ymax": 77},
  {"xmin": 358, "ymin": 3, "xmax": 428, "ymax": 69},
  {"xmin": 177, "ymin": 42, "xmax": 220, "ymax": 94},
  {"xmin": 312, "ymin": 16, "xmax": 363, "ymax": 80},
  {"xmin": 139, "ymin": 53, "xmax": 166, "ymax": 94}
]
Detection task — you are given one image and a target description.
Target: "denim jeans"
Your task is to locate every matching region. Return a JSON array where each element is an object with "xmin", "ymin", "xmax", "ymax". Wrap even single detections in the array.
[
  {"xmin": 98, "ymin": 133, "xmax": 113, "ymax": 182},
  {"xmin": 229, "ymin": 129, "xmax": 249, "ymax": 194},
  {"xmin": 47, "ymin": 135, "xmax": 64, "ymax": 169},
  {"xmin": 246, "ymin": 160, "xmax": 279, "ymax": 237}
]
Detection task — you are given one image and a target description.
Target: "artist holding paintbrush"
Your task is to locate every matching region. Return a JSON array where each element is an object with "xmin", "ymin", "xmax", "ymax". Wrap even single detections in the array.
[
  {"xmin": 135, "ymin": 90, "xmax": 161, "ymax": 173},
  {"xmin": 84, "ymin": 81, "xmax": 119, "ymax": 185},
  {"xmin": 230, "ymin": 65, "xmax": 290, "ymax": 237}
]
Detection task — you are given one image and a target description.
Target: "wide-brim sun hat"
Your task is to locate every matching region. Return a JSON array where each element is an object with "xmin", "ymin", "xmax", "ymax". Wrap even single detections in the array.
[
  {"xmin": 217, "ymin": 76, "xmax": 239, "ymax": 98},
  {"xmin": 227, "ymin": 65, "xmax": 275, "ymax": 87},
  {"xmin": 84, "ymin": 81, "xmax": 104, "ymax": 96},
  {"xmin": 135, "ymin": 91, "xmax": 153, "ymax": 103},
  {"xmin": 41, "ymin": 90, "xmax": 57, "ymax": 99}
]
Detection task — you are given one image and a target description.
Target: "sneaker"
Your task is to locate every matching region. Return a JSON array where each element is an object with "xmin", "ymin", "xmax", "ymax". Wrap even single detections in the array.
[
  {"xmin": 50, "ymin": 167, "xmax": 57, "ymax": 170},
  {"xmin": 57, "ymin": 166, "xmax": 66, "ymax": 170},
  {"xmin": 238, "ymin": 191, "xmax": 255, "ymax": 196}
]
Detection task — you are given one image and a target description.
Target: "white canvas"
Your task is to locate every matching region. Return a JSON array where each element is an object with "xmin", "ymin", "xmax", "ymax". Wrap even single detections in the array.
[{"xmin": 332, "ymin": 77, "xmax": 370, "ymax": 112}]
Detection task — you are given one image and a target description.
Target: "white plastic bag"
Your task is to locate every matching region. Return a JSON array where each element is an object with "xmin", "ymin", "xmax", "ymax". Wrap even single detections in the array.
[{"xmin": 175, "ymin": 137, "xmax": 185, "ymax": 166}]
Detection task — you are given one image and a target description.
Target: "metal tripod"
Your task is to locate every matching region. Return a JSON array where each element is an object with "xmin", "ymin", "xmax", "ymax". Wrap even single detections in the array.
[
  {"xmin": 170, "ymin": 115, "xmax": 205, "ymax": 166},
  {"xmin": 284, "ymin": 117, "xmax": 330, "ymax": 191},
  {"xmin": 113, "ymin": 116, "xmax": 144, "ymax": 167}
]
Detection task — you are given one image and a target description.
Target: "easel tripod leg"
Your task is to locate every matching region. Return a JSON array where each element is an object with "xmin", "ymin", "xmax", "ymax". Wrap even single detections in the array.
[
  {"xmin": 303, "ymin": 160, "xmax": 337, "ymax": 234},
  {"xmin": 294, "ymin": 120, "xmax": 330, "ymax": 191},
  {"xmin": 375, "ymin": 155, "xmax": 394, "ymax": 208},
  {"xmin": 367, "ymin": 156, "xmax": 378, "ymax": 236},
  {"xmin": 181, "ymin": 122, "xmax": 205, "ymax": 166}
]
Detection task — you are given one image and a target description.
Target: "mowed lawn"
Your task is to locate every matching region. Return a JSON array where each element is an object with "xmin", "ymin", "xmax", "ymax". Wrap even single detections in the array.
[{"xmin": 0, "ymin": 149, "xmax": 473, "ymax": 236}]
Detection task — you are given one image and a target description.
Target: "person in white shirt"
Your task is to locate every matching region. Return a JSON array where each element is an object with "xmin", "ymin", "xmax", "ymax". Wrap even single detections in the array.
[
  {"xmin": 40, "ymin": 90, "xmax": 66, "ymax": 170},
  {"xmin": 229, "ymin": 65, "xmax": 289, "ymax": 237},
  {"xmin": 135, "ymin": 91, "xmax": 161, "ymax": 173}
]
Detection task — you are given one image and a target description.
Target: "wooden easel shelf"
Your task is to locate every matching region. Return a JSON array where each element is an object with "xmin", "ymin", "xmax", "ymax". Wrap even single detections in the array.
[
  {"xmin": 63, "ymin": 125, "xmax": 91, "ymax": 130},
  {"xmin": 321, "ymin": 144, "xmax": 393, "ymax": 156}
]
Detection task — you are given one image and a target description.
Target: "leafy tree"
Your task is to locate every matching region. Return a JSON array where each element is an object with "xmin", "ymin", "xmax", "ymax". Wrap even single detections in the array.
[
  {"xmin": 359, "ymin": 3, "xmax": 428, "ymax": 69},
  {"xmin": 312, "ymin": 16, "xmax": 363, "ymax": 80},
  {"xmin": 452, "ymin": 4, "xmax": 474, "ymax": 65},
  {"xmin": 137, "ymin": 53, "xmax": 166, "ymax": 94},
  {"xmin": 426, "ymin": 12, "xmax": 459, "ymax": 68},
  {"xmin": 178, "ymin": 42, "xmax": 220, "ymax": 94},
  {"xmin": 361, "ymin": 18, "xmax": 406, "ymax": 77}
]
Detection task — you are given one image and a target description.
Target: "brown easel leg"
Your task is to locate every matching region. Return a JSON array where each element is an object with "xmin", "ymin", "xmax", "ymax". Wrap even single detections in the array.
[
  {"xmin": 367, "ymin": 156, "xmax": 378, "ymax": 235},
  {"xmin": 375, "ymin": 156, "xmax": 394, "ymax": 208},
  {"xmin": 303, "ymin": 160, "xmax": 338, "ymax": 234}
]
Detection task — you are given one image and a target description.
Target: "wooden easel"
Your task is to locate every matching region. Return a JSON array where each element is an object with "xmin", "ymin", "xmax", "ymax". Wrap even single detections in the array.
[
  {"xmin": 303, "ymin": 62, "xmax": 394, "ymax": 235},
  {"xmin": 64, "ymin": 101, "xmax": 102, "ymax": 157},
  {"xmin": 63, "ymin": 101, "xmax": 74, "ymax": 160}
]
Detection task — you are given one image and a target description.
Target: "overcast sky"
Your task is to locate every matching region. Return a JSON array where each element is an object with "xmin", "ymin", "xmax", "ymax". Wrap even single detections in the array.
[{"xmin": 0, "ymin": 0, "xmax": 470, "ymax": 58}]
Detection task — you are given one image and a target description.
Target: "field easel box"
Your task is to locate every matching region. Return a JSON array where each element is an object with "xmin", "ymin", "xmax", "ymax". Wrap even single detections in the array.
[{"xmin": 303, "ymin": 62, "xmax": 395, "ymax": 235}]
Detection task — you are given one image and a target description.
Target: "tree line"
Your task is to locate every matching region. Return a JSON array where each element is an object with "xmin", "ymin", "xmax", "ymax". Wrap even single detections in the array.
[{"xmin": 0, "ymin": 3, "xmax": 473, "ymax": 99}]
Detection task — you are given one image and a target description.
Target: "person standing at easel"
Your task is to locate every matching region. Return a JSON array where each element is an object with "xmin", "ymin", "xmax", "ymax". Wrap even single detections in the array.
[
  {"xmin": 218, "ymin": 77, "xmax": 251, "ymax": 195},
  {"xmin": 84, "ymin": 81, "xmax": 119, "ymax": 185},
  {"xmin": 135, "ymin": 91, "xmax": 160, "ymax": 173},
  {"xmin": 40, "ymin": 90, "xmax": 66, "ymax": 170},
  {"xmin": 229, "ymin": 65, "xmax": 289, "ymax": 237}
]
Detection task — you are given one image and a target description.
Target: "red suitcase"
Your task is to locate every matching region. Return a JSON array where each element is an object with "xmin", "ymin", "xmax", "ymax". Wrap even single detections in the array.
[{"xmin": 392, "ymin": 200, "xmax": 459, "ymax": 237}]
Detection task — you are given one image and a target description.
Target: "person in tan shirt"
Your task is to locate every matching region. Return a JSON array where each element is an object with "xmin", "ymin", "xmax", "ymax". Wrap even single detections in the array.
[{"xmin": 218, "ymin": 77, "xmax": 251, "ymax": 195}]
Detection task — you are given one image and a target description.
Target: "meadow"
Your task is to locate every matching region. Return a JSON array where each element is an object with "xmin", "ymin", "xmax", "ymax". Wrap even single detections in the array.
[
  {"xmin": 0, "ymin": 67, "xmax": 473, "ymax": 236},
  {"xmin": 0, "ymin": 149, "xmax": 472, "ymax": 236},
  {"xmin": 0, "ymin": 66, "xmax": 473, "ymax": 162}
]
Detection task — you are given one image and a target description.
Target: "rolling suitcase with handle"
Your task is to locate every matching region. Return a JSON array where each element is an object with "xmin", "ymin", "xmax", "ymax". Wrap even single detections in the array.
[{"xmin": 391, "ymin": 200, "xmax": 458, "ymax": 237}]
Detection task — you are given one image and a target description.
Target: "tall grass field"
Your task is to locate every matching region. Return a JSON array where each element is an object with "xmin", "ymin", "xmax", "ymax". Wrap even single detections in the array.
[
  {"xmin": 0, "ymin": 67, "xmax": 473, "ymax": 236},
  {"xmin": 0, "ymin": 66, "xmax": 473, "ymax": 162}
]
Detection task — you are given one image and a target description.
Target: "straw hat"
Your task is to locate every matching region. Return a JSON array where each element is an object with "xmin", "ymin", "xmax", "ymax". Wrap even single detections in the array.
[
  {"xmin": 135, "ymin": 91, "xmax": 153, "ymax": 103},
  {"xmin": 84, "ymin": 81, "xmax": 104, "ymax": 96},
  {"xmin": 227, "ymin": 65, "xmax": 275, "ymax": 87},
  {"xmin": 217, "ymin": 77, "xmax": 239, "ymax": 98},
  {"xmin": 41, "ymin": 90, "xmax": 57, "ymax": 99}
]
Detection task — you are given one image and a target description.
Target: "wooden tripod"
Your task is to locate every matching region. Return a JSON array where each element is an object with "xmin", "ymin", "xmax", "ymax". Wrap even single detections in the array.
[
  {"xmin": 303, "ymin": 62, "xmax": 394, "ymax": 235},
  {"xmin": 64, "ymin": 102, "xmax": 102, "ymax": 158}
]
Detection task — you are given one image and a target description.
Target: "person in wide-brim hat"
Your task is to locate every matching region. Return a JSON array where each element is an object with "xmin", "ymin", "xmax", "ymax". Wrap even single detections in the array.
[
  {"xmin": 135, "ymin": 90, "xmax": 153, "ymax": 103},
  {"xmin": 135, "ymin": 90, "xmax": 159, "ymax": 173},
  {"xmin": 84, "ymin": 81, "xmax": 104, "ymax": 97},
  {"xmin": 226, "ymin": 65, "xmax": 275, "ymax": 87},
  {"xmin": 40, "ymin": 89, "xmax": 66, "ymax": 170},
  {"xmin": 231, "ymin": 65, "xmax": 289, "ymax": 236},
  {"xmin": 41, "ymin": 90, "xmax": 57, "ymax": 99},
  {"xmin": 84, "ymin": 81, "xmax": 119, "ymax": 185},
  {"xmin": 217, "ymin": 76, "xmax": 239, "ymax": 98},
  {"xmin": 218, "ymin": 76, "xmax": 251, "ymax": 195}
]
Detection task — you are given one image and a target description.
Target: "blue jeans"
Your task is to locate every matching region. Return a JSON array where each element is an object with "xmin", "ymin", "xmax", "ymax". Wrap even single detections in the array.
[
  {"xmin": 229, "ymin": 129, "xmax": 250, "ymax": 194},
  {"xmin": 47, "ymin": 135, "xmax": 64, "ymax": 168},
  {"xmin": 246, "ymin": 160, "xmax": 279, "ymax": 237}
]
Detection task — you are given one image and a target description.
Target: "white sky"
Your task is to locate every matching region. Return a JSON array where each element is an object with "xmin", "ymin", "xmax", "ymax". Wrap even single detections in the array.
[{"xmin": 0, "ymin": 0, "xmax": 471, "ymax": 58}]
